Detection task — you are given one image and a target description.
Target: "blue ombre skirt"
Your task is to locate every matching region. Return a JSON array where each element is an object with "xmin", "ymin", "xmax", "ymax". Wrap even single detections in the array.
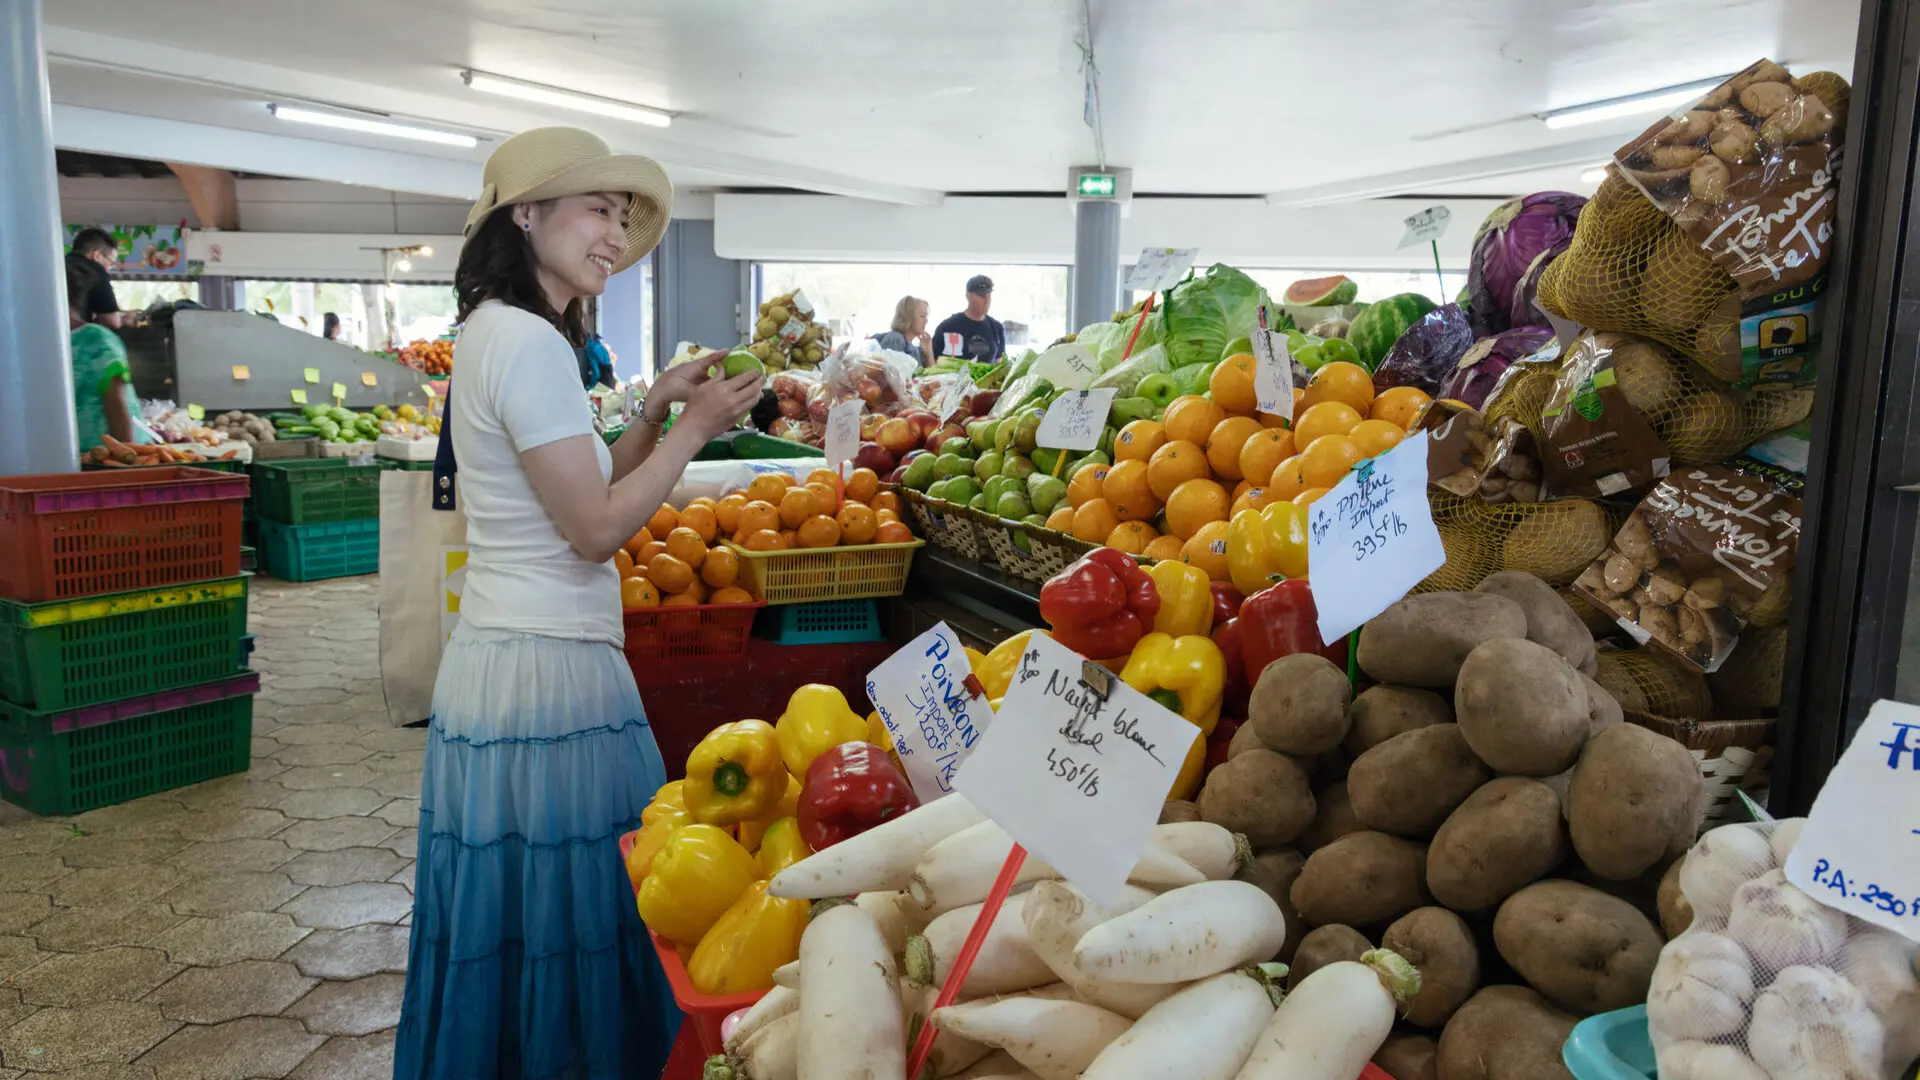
[{"xmin": 394, "ymin": 626, "xmax": 681, "ymax": 1079}]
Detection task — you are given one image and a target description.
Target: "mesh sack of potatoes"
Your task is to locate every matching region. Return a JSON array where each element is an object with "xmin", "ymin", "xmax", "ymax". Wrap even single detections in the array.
[
  {"xmin": 1416, "ymin": 490, "xmax": 1615, "ymax": 592},
  {"xmin": 1708, "ymin": 621, "xmax": 1788, "ymax": 714},
  {"xmin": 1539, "ymin": 60, "xmax": 1849, "ymax": 388},
  {"xmin": 1595, "ymin": 647, "xmax": 1715, "ymax": 718}
]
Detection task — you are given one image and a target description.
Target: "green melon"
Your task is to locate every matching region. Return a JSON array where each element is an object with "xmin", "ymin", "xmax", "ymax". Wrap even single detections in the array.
[
  {"xmin": 1283, "ymin": 275, "xmax": 1359, "ymax": 306},
  {"xmin": 1347, "ymin": 293, "xmax": 1439, "ymax": 370}
]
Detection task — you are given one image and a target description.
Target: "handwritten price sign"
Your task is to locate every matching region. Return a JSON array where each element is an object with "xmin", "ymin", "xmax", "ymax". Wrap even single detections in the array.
[
  {"xmin": 1124, "ymin": 248, "xmax": 1199, "ymax": 293},
  {"xmin": 1787, "ymin": 699, "xmax": 1920, "ymax": 941},
  {"xmin": 1306, "ymin": 433, "xmax": 1446, "ymax": 644},
  {"xmin": 1251, "ymin": 328, "xmax": 1294, "ymax": 420},
  {"xmin": 953, "ymin": 633, "xmax": 1198, "ymax": 905},
  {"xmin": 866, "ymin": 623, "xmax": 991, "ymax": 803},
  {"xmin": 1037, "ymin": 389, "xmax": 1116, "ymax": 452},
  {"xmin": 824, "ymin": 399, "xmax": 863, "ymax": 471},
  {"xmin": 1397, "ymin": 205, "xmax": 1453, "ymax": 249}
]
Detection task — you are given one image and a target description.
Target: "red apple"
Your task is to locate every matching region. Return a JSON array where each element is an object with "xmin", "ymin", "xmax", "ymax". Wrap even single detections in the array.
[
  {"xmin": 903, "ymin": 410, "xmax": 940, "ymax": 446},
  {"xmin": 925, "ymin": 423, "xmax": 967, "ymax": 454},
  {"xmin": 778, "ymin": 398, "xmax": 807, "ymax": 420},
  {"xmin": 874, "ymin": 417, "xmax": 916, "ymax": 458},
  {"xmin": 859, "ymin": 413, "xmax": 884, "ymax": 440},
  {"xmin": 852, "ymin": 442, "xmax": 896, "ymax": 475},
  {"xmin": 901, "ymin": 448, "xmax": 929, "ymax": 465},
  {"xmin": 806, "ymin": 387, "xmax": 830, "ymax": 424},
  {"xmin": 886, "ymin": 465, "xmax": 909, "ymax": 484}
]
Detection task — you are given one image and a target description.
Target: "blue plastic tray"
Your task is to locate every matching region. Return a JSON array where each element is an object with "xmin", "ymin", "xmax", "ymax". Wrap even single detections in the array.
[{"xmin": 1564, "ymin": 1005, "xmax": 1654, "ymax": 1080}]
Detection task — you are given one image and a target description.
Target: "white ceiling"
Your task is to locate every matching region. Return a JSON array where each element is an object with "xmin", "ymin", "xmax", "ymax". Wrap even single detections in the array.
[{"xmin": 40, "ymin": 0, "xmax": 1860, "ymax": 203}]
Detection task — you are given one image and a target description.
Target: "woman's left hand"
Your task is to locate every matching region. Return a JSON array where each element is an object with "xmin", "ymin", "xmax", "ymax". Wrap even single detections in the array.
[{"xmin": 644, "ymin": 353, "xmax": 721, "ymax": 421}]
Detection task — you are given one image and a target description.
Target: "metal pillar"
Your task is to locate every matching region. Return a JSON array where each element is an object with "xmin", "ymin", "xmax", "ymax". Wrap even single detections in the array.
[
  {"xmin": 0, "ymin": 0, "xmax": 76, "ymax": 473},
  {"xmin": 1071, "ymin": 200, "xmax": 1121, "ymax": 331}
]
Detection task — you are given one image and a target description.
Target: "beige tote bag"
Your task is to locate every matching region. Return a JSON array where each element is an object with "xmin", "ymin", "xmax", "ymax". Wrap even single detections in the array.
[{"xmin": 378, "ymin": 468, "xmax": 468, "ymax": 727}]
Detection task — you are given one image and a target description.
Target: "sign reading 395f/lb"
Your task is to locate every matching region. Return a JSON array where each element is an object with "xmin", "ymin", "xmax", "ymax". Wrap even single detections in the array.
[{"xmin": 1306, "ymin": 433, "xmax": 1445, "ymax": 645}]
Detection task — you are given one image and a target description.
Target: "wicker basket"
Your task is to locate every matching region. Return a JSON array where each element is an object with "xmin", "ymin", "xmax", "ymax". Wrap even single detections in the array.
[
  {"xmin": 1627, "ymin": 711, "xmax": 1775, "ymax": 827},
  {"xmin": 898, "ymin": 488, "xmax": 993, "ymax": 565},
  {"xmin": 977, "ymin": 515, "xmax": 1084, "ymax": 584}
]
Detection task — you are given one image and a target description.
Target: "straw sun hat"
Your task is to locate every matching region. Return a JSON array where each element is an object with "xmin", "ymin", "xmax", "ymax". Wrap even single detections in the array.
[{"xmin": 464, "ymin": 126, "xmax": 673, "ymax": 273}]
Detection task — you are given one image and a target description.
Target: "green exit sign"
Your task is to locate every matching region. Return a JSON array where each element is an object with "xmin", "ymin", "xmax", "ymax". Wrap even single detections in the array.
[{"xmin": 1077, "ymin": 173, "xmax": 1116, "ymax": 198}]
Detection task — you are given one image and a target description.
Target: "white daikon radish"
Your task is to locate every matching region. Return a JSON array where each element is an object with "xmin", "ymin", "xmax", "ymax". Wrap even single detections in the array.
[
  {"xmin": 855, "ymin": 890, "xmax": 926, "ymax": 958},
  {"xmin": 724, "ymin": 985, "xmax": 799, "ymax": 1054},
  {"xmin": 909, "ymin": 891, "xmax": 1055, "ymax": 997},
  {"xmin": 898, "ymin": 978, "xmax": 992, "ymax": 1078},
  {"xmin": 1231, "ymin": 950, "xmax": 1421, "ymax": 1080},
  {"xmin": 796, "ymin": 903, "xmax": 904, "ymax": 1080},
  {"xmin": 945, "ymin": 1050, "xmax": 1039, "ymax": 1079},
  {"xmin": 1073, "ymin": 880, "xmax": 1289, "ymax": 984},
  {"xmin": 709, "ymin": 1011, "xmax": 798, "ymax": 1080},
  {"xmin": 771, "ymin": 960, "xmax": 799, "ymax": 990},
  {"xmin": 770, "ymin": 795, "xmax": 984, "ymax": 899},
  {"xmin": 910, "ymin": 821, "xmax": 1206, "ymax": 913},
  {"xmin": 1150, "ymin": 821, "xmax": 1250, "ymax": 880},
  {"xmin": 1080, "ymin": 968, "xmax": 1279, "ymax": 1079},
  {"xmin": 1023, "ymin": 880, "xmax": 1179, "ymax": 1018},
  {"xmin": 933, "ymin": 993, "xmax": 1132, "ymax": 1080}
]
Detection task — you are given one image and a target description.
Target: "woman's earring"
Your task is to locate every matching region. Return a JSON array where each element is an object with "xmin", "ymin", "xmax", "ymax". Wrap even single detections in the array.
[{"xmin": 521, "ymin": 223, "xmax": 531, "ymax": 232}]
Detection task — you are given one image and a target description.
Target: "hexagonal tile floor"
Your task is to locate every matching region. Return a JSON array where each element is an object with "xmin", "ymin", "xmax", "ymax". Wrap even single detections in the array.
[{"xmin": 0, "ymin": 577, "xmax": 417, "ymax": 1077}]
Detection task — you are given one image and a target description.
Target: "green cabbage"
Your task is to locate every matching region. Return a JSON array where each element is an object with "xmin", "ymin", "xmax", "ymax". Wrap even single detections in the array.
[
  {"xmin": 1160, "ymin": 264, "xmax": 1271, "ymax": 369},
  {"xmin": 1074, "ymin": 321, "xmax": 1119, "ymax": 360},
  {"xmin": 1087, "ymin": 342, "xmax": 1170, "ymax": 397},
  {"xmin": 1097, "ymin": 309, "xmax": 1161, "ymax": 370}
]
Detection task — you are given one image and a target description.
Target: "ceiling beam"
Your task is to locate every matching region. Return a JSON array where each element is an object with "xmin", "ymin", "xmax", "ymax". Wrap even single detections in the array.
[
  {"xmin": 166, "ymin": 162, "xmax": 239, "ymax": 230},
  {"xmin": 1264, "ymin": 135, "xmax": 1625, "ymax": 208}
]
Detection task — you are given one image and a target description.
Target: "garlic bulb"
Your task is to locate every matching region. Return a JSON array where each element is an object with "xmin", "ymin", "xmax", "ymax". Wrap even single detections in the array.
[
  {"xmin": 1656, "ymin": 1041, "xmax": 1772, "ymax": 1080},
  {"xmin": 1646, "ymin": 931, "xmax": 1755, "ymax": 1040},
  {"xmin": 1748, "ymin": 965, "xmax": 1885, "ymax": 1080},
  {"xmin": 1679, "ymin": 823, "xmax": 1774, "ymax": 921},
  {"xmin": 1767, "ymin": 817, "xmax": 1805, "ymax": 865},
  {"xmin": 1835, "ymin": 926, "xmax": 1920, "ymax": 1072},
  {"xmin": 1727, "ymin": 869, "xmax": 1848, "ymax": 970}
]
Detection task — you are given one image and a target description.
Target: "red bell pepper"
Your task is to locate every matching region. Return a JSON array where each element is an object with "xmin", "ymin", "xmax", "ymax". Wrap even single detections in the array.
[
  {"xmin": 1209, "ymin": 582, "xmax": 1244, "ymax": 627},
  {"xmin": 796, "ymin": 742, "xmax": 920, "ymax": 851},
  {"xmin": 1039, "ymin": 548, "xmax": 1161, "ymax": 660},
  {"xmin": 1211, "ymin": 616, "xmax": 1251, "ymax": 719},
  {"xmin": 1239, "ymin": 579, "xmax": 1349, "ymax": 686}
]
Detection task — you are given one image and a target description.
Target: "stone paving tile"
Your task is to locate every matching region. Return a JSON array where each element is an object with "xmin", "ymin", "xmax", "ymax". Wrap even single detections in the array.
[
  {"xmin": 287, "ymin": 1029, "xmax": 395, "ymax": 1080},
  {"xmin": 281, "ymin": 847, "xmax": 407, "ymax": 889},
  {"xmin": 364, "ymin": 769, "xmax": 423, "ymax": 799},
  {"xmin": 387, "ymin": 862, "xmax": 416, "ymax": 892},
  {"xmin": 0, "ymin": 989, "xmax": 34, "ymax": 1035},
  {"xmin": 272, "ymin": 742, "xmax": 377, "ymax": 767},
  {"xmin": 165, "ymin": 838, "xmax": 297, "ymax": 876},
  {"xmin": 280, "ymin": 925, "xmax": 410, "ymax": 980},
  {"xmin": 277, "ymin": 818, "xmax": 399, "ymax": 853},
  {"xmin": 28, "ymin": 902, "xmax": 182, "ymax": 953},
  {"xmin": 0, "ymin": 936, "xmax": 50, "ymax": 978},
  {"xmin": 0, "ymin": 893, "xmax": 55, "ymax": 935},
  {"xmin": 135, "ymin": 1016, "xmax": 325, "ymax": 1080},
  {"xmin": 155, "ymin": 872, "xmax": 306, "ymax": 917},
  {"xmin": 362, "ymin": 750, "xmax": 425, "ymax": 774},
  {"xmin": 275, "ymin": 765, "xmax": 376, "ymax": 792},
  {"xmin": 172, "ymin": 808, "xmax": 292, "ymax": 842},
  {"xmin": 0, "ymin": 1001, "xmax": 179, "ymax": 1072},
  {"xmin": 169, "ymin": 779, "xmax": 290, "ymax": 814},
  {"xmin": 377, "ymin": 828, "xmax": 419, "ymax": 858},
  {"xmin": 0, "ymin": 854, "xmax": 72, "ymax": 892},
  {"xmin": 51, "ymin": 837, "xmax": 190, "ymax": 870},
  {"xmin": 143, "ymin": 960, "xmax": 318, "ymax": 1024},
  {"xmin": 279, "ymin": 883, "xmax": 412, "ymax": 930},
  {"xmin": 284, "ymin": 973, "xmax": 404, "ymax": 1037},
  {"xmin": 274, "ymin": 788, "xmax": 387, "ymax": 820},
  {"xmin": 354, "ymin": 728, "xmax": 427, "ymax": 753},
  {"xmin": 42, "ymin": 867, "xmax": 188, "ymax": 909},
  {"xmin": 10, "ymin": 947, "xmax": 180, "ymax": 1007},
  {"xmin": 370, "ymin": 798, "xmax": 420, "ymax": 829},
  {"xmin": 149, "ymin": 912, "xmax": 311, "ymax": 967},
  {"xmin": 34, "ymin": 1065, "xmax": 154, "ymax": 1080},
  {"xmin": 0, "ymin": 821, "xmax": 78, "ymax": 858}
]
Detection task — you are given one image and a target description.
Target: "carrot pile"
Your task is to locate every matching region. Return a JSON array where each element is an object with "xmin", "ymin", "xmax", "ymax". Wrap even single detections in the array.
[{"xmin": 83, "ymin": 435, "xmax": 238, "ymax": 467}]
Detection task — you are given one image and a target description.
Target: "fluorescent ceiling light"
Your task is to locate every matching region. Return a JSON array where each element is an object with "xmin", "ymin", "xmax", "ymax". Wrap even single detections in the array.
[
  {"xmin": 1580, "ymin": 164, "xmax": 1611, "ymax": 183},
  {"xmin": 268, "ymin": 104, "xmax": 477, "ymax": 148},
  {"xmin": 1542, "ymin": 76, "xmax": 1732, "ymax": 129},
  {"xmin": 462, "ymin": 70, "xmax": 672, "ymax": 128}
]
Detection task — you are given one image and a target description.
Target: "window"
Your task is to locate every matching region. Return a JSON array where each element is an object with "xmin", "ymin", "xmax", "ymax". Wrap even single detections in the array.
[
  {"xmin": 388, "ymin": 283, "xmax": 459, "ymax": 348},
  {"xmin": 1241, "ymin": 269, "xmax": 1467, "ymax": 310},
  {"xmin": 754, "ymin": 263, "xmax": 1071, "ymax": 354},
  {"xmin": 234, "ymin": 280, "xmax": 457, "ymax": 350},
  {"xmin": 111, "ymin": 280, "xmax": 200, "ymax": 311}
]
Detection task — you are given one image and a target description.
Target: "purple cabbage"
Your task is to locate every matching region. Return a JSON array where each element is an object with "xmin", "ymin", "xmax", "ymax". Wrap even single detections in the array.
[
  {"xmin": 1467, "ymin": 192, "xmax": 1587, "ymax": 339},
  {"xmin": 1437, "ymin": 327, "xmax": 1557, "ymax": 410},
  {"xmin": 1372, "ymin": 303, "xmax": 1474, "ymax": 395}
]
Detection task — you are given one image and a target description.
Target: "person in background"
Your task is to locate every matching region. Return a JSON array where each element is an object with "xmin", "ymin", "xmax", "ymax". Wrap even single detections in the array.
[
  {"xmin": 322, "ymin": 312, "xmax": 343, "ymax": 341},
  {"xmin": 932, "ymin": 274, "xmax": 1006, "ymax": 364},
  {"xmin": 872, "ymin": 295, "xmax": 931, "ymax": 364},
  {"xmin": 69, "ymin": 228, "xmax": 130, "ymax": 329},
  {"xmin": 65, "ymin": 257, "xmax": 149, "ymax": 452}
]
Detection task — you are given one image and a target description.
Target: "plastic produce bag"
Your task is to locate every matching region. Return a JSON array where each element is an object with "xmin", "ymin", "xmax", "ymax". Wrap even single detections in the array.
[
  {"xmin": 821, "ymin": 341, "xmax": 913, "ymax": 414},
  {"xmin": 1646, "ymin": 818, "xmax": 1920, "ymax": 1080},
  {"xmin": 1087, "ymin": 342, "xmax": 1170, "ymax": 398},
  {"xmin": 1371, "ymin": 303, "xmax": 1475, "ymax": 394}
]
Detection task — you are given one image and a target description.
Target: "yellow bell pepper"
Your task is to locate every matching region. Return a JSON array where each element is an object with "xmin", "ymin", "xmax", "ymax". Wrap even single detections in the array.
[
  {"xmin": 976, "ymin": 629, "xmax": 1048, "ymax": 700},
  {"xmin": 625, "ymin": 802, "xmax": 693, "ymax": 888},
  {"xmin": 1120, "ymin": 632, "xmax": 1228, "ymax": 800},
  {"xmin": 636, "ymin": 823, "xmax": 759, "ymax": 945},
  {"xmin": 1227, "ymin": 502, "xmax": 1310, "ymax": 597},
  {"xmin": 684, "ymin": 720, "xmax": 788, "ymax": 827},
  {"xmin": 1148, "ymin": 560, "xmax": 1214, "ymax": 639},
  {"xmin": 754, "ymin": 816, "xmax": 812, "ymax": 878},
  {"xmin": 686, "ymin": 880, "xmax": 810, "ymax": 995},
  {"xmin": 641, "ymin": 781, "xmax": 685, "ymax": 826},
  {"xmin": 736, "ymin": 774, "xmax": 801, "ymax": 852},
  {"xmin": 774, "ymin": 684, "xmax": 870, "ymax": 779}
]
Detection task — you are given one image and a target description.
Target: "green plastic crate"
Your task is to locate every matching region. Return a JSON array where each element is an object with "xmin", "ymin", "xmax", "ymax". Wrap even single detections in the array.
[
  {"xmin": 0, "ymin": 576, "xmax": 249, "ymax": 712},
  {"xmin": 766, "ymin": 599, "xmax": 884, "ymax": 644},
  {"xmin": 257, "ymin": 518, "xmax": 379, "ymax": 582},
  {"xmin": 250, "ymin": 458, "xmax": 390, "ymax": 524},
  {"xmin": 0, "ymin": 674, "xmax": 257, "ymax": 816}
]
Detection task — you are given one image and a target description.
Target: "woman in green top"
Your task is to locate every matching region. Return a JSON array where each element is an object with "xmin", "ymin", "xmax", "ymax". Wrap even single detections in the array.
[{"xmin": 65, "ymin": 255, "xmax": 147, "ymax": 453}]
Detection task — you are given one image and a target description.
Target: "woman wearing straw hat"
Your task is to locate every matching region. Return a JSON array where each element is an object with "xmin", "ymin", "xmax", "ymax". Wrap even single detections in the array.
[{"xmin": 395, "ymin": 128, "xmax": 762, "ymax": 1078}]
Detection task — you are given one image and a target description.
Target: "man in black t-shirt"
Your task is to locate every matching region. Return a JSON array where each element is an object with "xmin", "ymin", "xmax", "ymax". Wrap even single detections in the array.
[
  {"xmin": 931, "ymin": 274, "xmax": 1006, "ymax": 364},
  {"xmin": 69, "ymin": 229, "xmax": 128, "ymax": 329}
]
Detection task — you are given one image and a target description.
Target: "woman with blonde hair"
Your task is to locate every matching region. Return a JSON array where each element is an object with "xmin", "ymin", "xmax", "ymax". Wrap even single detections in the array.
[
  {"xmin": 394, "ymin": 127, "xmax": 762, "ymax": 1078},
  {"xmin": 872, "ymin": 293, "xmax": 931, "ymax": 364}
]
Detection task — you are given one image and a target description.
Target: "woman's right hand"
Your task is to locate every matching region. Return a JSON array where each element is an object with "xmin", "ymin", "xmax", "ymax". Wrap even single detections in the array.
[{"xmin": 675, "ymin": 367, "xmax": 764, "ymax": 442}]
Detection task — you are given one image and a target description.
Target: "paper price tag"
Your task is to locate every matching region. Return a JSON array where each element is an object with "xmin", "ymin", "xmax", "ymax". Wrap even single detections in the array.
[
  {"xmin": 1251, "ymin": 329, "xmax": 1294, "ymax": 420},
  {"xmin": 1124, "ymin": 248, "xmax": 1199, "ymax": 293},
  {"xmin": 361, "ymin": 372, "xmax": 378, "ymax": 387},
  {"xmin": 1785, "ymin": 699, "xmax": 1920, "ymax": 941},
  {"xmin": 938, "ymin": 376, "xmax": 974, "ymax": 421},
  {"xmin": 954, "ymin": 633, "xmax": 1199, "ymax": 906},
  {"xmin": 825, "ymin": 399, "xmax": 863, "ymax": 470},
  {"xmin": 1306, "ymin": 434, "xmax": 1446, "ymax": 644},
  {"xmin": 186, "ymin": 404, "xmax": 205, "ymax": 421},
  {"xmin": 866, "ymin": 623, "xmax": 990, "ymax": 803},
  {"xmin": 290, "ymin": 389, "xmax": 308, "ymax": 405},
  {"xmin": 1397, "ymin": 205, "xmax": 1453, "ymax": 249},
  {"xmin": 231, "ymin": 365, "xmax": 250, "ymax": 381},
  {"xmin": 1036, "ymin": 388, "xmax": 1116, "ymax": 452},
  {"xmin": 303, "ymin": 368, "xmax": 321, "ymax": 384},
  {"xmin": 331, "ymin": 382, "xmax": 347, "ymax": 402}
]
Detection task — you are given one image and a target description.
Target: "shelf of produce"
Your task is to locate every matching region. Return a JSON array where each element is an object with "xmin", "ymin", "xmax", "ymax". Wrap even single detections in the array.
[{"xmin": 907, "ymin": 546, "xmax": 1041, "ymax": 630}]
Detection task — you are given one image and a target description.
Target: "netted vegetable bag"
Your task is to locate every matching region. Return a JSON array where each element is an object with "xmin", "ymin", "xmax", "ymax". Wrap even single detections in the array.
[
  {"xmin": 1416, "ymin": 491, "xmax": 1614, "ymax": 592},
  {"xmin": 1647, "ymin": 818, "xmax": 1920, "ymax": 1080},
  {"xmin": 1594, "ymin": 648, "xmax": 1714, "ymax": 719},
  {"xmin": 1539, "ymin": 60, "xmax": 1849, "ymax": 389}
]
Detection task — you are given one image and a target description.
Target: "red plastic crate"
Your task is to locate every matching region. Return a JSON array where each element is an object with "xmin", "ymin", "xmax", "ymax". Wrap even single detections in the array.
[
  {"xmin": 0, "ymin": 468, "xmax": 248, "ymax": 602},
  {"xmin": 621, "ymin": 600, "xmax": 763, "ymax": 664},
  {"xmin": 618, "ymin": 829, "xmax": 767, "ymax": 1057}
]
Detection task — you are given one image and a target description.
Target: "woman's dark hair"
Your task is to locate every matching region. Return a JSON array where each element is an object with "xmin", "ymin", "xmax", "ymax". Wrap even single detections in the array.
[
  {"xmin": 455, "ymin": 207, "xmax": 588, "ymax": 346},
  {"xmin": 322, "ymin": 312, "xmax": 341, "ymax": 340},
  {"xmin": 64, "ymin": 253, "xmax": 103, "ymax": 318}
]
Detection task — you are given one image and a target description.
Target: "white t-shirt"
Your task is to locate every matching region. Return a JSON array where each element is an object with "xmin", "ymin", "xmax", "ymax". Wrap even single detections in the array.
[{"xmin": 449, "ymin": 302, "xmax": 621, "ymax": 645}]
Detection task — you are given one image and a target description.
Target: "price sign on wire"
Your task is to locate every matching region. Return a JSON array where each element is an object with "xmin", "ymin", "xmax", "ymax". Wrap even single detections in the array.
[
  {"xmin": 1251, "ymin": 328, "xmax": 1294, "ymax": 420},
  {"xmin": 954, "ymin": 632, "xmax": 1199, "ymax": 906},
  {"xmin": 824, "ymin": 398, "xmax": 863, "ymax": 471},
  {"xmin": 303, "ymin": 368, "xmax": 321, "ymax": 384},
  {"xmin": 1124, "ymin": 248, "xmax": 1199, "ymax": 293},
  {"xmin": 1397, "ymin": 205, "xmax": 1453, "ymax": 249},
  {"xmin": 1037, "ymin": 388, "xmax": 1116, "ymax": 452},
  {"xmin": 231, "ymin": 365, "xmax": 250, "ymax": 381},
  {"xmin": 361, "ymin": 371, "xmax": 379, "ymax": 388},
  {"xmin": 332, "ymin": 382, "xmax": 347, "ymax": 403},
  {"xmin": 186, "ymin": 404, "xmax": 204, "ymax": 421},
  {"xmin": 866, "ymin": 623, "xmax": 991, "ymax": 803},
  {"xmin": 1306, "ymin": 433, "xmax": 1447, "ymax": 645},
  {"xmin": 290, "ymin": 389, "xmax": 308, "ymax": 405},
  {"xmin": 1785, "ymin": 699, "xmax": 1920, "ymax": 941}
]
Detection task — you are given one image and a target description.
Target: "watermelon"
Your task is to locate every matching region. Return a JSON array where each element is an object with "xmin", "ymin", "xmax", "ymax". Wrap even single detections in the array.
[
  {"xmin": 1284, "ymin": 274, "xmax": 1358, "ymax": 306},
  {"xmin": 1347, "ymin": 292, "xmax": 1439, "ymax": 370}
]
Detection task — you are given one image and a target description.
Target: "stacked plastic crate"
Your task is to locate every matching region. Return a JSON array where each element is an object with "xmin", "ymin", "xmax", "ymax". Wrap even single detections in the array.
[
  {"xmin": 250, "ymin": 458, "xmax": 386, "ymax": 581},
  {"xmin": 0, "ymin": 467, "xmax": 257, "ymax": 816}
]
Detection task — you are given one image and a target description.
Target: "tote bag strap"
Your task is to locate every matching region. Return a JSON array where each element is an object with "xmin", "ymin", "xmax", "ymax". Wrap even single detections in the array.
[{"xmin": 432, "ymin": 388, "xmax": 457, "ymax": 512}]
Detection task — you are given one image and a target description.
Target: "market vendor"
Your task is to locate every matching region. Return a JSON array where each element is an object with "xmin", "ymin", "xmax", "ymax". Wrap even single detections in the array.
[
  {"xmin": 65, "ymin": 256, "xmax": 148, "ymax": 453},
  {"xmin": 392, "ymin": 127, "xmax": 762, "ymax": 1080},
  {"xmin": 69, "ymin": 228, "xmax": 130, "ymax": 329},
  {"xmin": 932, "ymin": 273, "xmax": 1007, "ymax": 364},
  {"xmin": 873, "ymin": 294, "xmax": 932, "ymax": 364}
]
